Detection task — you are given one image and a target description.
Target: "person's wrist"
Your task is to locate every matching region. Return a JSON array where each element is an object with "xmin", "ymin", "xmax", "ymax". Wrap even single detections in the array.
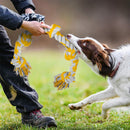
[
  {"xmin": 21, "ymin": 21, "xmax": 29, "ymax": 29},
  {"xmin": 25, "ymin": 8, "xmax": 35, "ymax": 14}
]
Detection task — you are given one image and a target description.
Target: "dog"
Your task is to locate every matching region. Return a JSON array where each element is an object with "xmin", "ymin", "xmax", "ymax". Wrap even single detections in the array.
[{"xmin": 67, "ymin": 34, "xmax": 130, "ymax": 119}]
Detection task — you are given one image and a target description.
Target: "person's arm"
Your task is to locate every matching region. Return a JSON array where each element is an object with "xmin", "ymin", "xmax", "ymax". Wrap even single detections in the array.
[
  {"xmin": 0, "ymin": 5, "xmax": 50, "ymax": 35},
  {"xmin": 10, "ymin": 0, "xmax": 35, "ymax": 14},
  {"xmin": 10, "ymin": 0, "xmax": 51, "ymax": 35},
  {"xmin": 0, "ymin": 0, "xmax": 35, "ymax": 30},
  {"xmin": 0, "ymin": 5, "xmax": 23, "ymax": 30}
]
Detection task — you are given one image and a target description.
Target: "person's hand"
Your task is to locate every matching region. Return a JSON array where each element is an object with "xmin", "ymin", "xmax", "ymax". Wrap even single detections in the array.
[
  {"xmin": 21, "ymin": 21, "xmax": 50, "ymax": 36},
  {"xmin": 21, "ymin": 8, "xmax": 50, "ymax": 36},
  {"xmin": 25, "ymin": 8, "xmax": 35, "ymax": 14}
]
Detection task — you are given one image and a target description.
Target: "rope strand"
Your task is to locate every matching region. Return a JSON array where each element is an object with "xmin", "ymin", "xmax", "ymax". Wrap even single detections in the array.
[
  {"xmin": 11, "ymin": 31, "xmax": 32, "ymax": 77},
  {"xmin": 45, "ymin": 24, "xmax": 79, "ymax": 90}
]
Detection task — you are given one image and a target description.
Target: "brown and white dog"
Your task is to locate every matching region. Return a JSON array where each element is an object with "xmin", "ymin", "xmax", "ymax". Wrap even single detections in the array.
[{"xmin": 67, "ymin": 34, "xmax": 130, "ymax": 119}]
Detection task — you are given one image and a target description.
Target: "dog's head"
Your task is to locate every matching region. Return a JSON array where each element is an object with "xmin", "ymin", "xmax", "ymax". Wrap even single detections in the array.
[{"xmin": 67, "ymin": 34, "xmax": 114, "ymax": 77}]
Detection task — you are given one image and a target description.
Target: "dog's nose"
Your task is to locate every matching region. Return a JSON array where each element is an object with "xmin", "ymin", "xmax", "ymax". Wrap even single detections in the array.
[{"xmin": 67, "ymin": 34, "xmax": 71, "ymax": 39}]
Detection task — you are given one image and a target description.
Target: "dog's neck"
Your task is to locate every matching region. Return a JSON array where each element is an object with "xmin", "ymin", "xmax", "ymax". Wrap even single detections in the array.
[
  {"xmin": 108, "ymin": 54, "xmax": 120, "ymax": 78},
  {"xmin": 79, "ymin": 50, "xmax": 121, "ymax": 78},
  {"xmin": 98, "ymin": 52, "xmax": 121, "ymax": 78}
]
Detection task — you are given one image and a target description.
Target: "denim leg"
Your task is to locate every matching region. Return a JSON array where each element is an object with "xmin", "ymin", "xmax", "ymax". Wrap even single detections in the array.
[{"xmin": 0, "ymin": 25, "xmax": 43, "ymax": 113}]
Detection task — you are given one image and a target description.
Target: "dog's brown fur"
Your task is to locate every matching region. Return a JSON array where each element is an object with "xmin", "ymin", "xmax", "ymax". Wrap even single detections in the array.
[{"xmin": 77, "ymin": 39, "xmax": 114, "ymax": 77}]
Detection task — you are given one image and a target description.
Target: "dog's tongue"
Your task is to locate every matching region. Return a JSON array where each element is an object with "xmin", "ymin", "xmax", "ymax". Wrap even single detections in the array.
[
  {"xmin": 75, "ymin": 48, "xmax": 80, "ymax": 54},
  {"xmin": 78, "ymin": 51, "xmax": 80, "ymax": 54}
]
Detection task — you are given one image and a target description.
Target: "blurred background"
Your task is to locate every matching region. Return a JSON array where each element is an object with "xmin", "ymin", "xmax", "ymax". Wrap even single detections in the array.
[{"xmin": 1, "ymin": 0, "xmax": 130, "ymax": 49}]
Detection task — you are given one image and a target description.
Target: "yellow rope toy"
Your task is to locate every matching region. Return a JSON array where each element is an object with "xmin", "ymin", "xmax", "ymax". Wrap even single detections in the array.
[
  {"xmin": 44, "ymin": 24, "xmax": 79, "ymax": 90},
  {"xmin": 11, "ymin": 23, "xmax": 79, "ymax": 90}
]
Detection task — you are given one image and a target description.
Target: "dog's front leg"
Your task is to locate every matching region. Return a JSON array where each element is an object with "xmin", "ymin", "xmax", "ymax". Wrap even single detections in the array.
[
  {"xmin": 101, "ymin": 97, "xmax": 130, "ymax": 119},
  {"xmin": 69, "ymin": 86, "xmax": 117, "ymax": 110}
]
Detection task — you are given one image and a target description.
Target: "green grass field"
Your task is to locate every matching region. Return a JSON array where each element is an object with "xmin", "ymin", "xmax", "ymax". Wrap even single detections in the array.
[{"xmin": 0, "ymin": 50, "xmax": 129, "ymax": 130}]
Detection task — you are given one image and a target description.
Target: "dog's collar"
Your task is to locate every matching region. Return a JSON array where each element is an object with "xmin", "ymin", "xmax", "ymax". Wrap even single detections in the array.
[{"xmin": 109, "ymin": 62, "xmax": 120, "ymax": 78}]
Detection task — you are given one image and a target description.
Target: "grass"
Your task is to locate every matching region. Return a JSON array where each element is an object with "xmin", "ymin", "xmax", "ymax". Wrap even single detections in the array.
[{"xmin": 0, "ymin": 50, "xmax": 130, "ymax": 130}]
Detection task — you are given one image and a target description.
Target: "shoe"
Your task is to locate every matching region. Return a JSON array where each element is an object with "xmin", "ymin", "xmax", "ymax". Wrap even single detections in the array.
[{"xmin": 21, "ymin": 109, "xmax": 57, "ymax": 128}]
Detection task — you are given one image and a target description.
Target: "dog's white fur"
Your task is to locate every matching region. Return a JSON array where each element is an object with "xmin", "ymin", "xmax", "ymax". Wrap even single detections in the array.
[{"xmin": 68, "ymin": 34, "xmax": 130, "ymax": 119}]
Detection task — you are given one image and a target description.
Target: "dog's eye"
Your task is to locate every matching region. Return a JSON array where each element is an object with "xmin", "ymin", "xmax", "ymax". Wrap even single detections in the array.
[{"xmin": 83, "ymin": 42, "xmax": 86, "ymax": 46}]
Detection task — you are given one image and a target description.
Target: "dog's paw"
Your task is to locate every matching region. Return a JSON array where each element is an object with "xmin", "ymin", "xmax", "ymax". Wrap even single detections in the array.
[
  {"xmin": 68, "ymin": 103, "xmax": 82, "ymax": 110},
  {"xmin": 101, "ymin": 111, "xmax": 108, "ymax": 119}
]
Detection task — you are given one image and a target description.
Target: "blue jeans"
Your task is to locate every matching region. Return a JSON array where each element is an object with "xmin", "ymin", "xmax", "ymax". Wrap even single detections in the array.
[{"xmin": 0, "ymin": 25, "xmax": 43, "ymax": 113}]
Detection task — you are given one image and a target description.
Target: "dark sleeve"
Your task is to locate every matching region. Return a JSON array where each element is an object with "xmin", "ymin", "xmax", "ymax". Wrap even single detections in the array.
[
  {"xmin": 11, "ymin": 0, "xmax": 35, "ymax": 14},
  {"xmin": 0, "ymin": 5, "xmax": 23, "ymax": 30}
]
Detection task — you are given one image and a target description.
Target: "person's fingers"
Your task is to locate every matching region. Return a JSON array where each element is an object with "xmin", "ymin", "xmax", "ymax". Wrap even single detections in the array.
[
  {"xmin": 41, "ymin": 23, "xmax": 51, "ymax": 29},
  {"xmin": 40, "ymin": 28, "xmax": 45, "ymax": 34},
  {"xmin": 40, "ymin": 23, "xmax": 51, "ymax": 34},
  {"xmin": 24, "ymin": 21, "xmax": 51, "ymax": 36}
]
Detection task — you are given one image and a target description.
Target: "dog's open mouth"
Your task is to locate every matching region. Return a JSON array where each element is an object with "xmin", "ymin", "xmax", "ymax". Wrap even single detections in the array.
[
  {"xmin": 77, "ymin": 50, "xmax": 81, "ymax": 54},
  {"xmin": 74, "ymin": 46, "xmax": 80, "ymax": 54},
  {"xmin": 67, "ymin": 34, "xmax": 81, "ymax": 54}
]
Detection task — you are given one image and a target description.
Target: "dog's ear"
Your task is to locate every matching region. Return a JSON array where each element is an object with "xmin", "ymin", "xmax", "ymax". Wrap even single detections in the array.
[
  {"xmin": 102, "ymin": 43, "xmax": 110, "ymax": 49},
  {"xmin": 96, "ymin": 62, "xmax": 102, "ymax": 71},
  {"xmin": 102, "ymin": 43, "xmax": 115, "ymax": 54},
  {"xmin": 95, "ymin": 51, "xmax": 110, "ymax": 71}
]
